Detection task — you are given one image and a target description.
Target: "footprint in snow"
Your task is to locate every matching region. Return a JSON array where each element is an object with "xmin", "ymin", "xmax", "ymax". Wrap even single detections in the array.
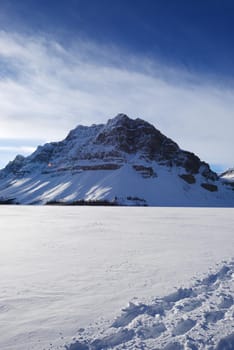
[
  {"xmin": 136, "ymin": 322, "xmax": 166, "ymax": 339},
  {"xmin": 215, "ymin": 333, "xmax": 234, "ymax": 350},
  {"xmin": 200, "ymin": 265, "xmax": 231, "ymax": 287},
  {"xmin": 218, "ymin": 295, "xmax": 233, "ymax": 310},
  {"xmin": 204, "ymin": 310, "xmax": 225, "ymax": 323},
  {"xmin": 90, "ymin": 328, "xmax": 135, "ymax": 350},
  {"xmin": 65, "ymin": 341, "xmax": 89, "ymax": 350},
  {"xmin": 172, "ymin": 318, "xmax": 196, "ymax": 336},
  {"xmin": 65, "ymin": 329, "xmax": 135, "ymax": 350},
  {"xmin": 65, "ymin": 259, "xmax": 234, "ymax": 350},
  {"xmin": 162, "ymin": 288, "xmax": 194, "ymax": 304},
  {"xmin": 112, "ymin": 302, "xmax": 164, "ymax": 328},
  {"xmin": 176, "ymin": 298, "xmax": 203, "ymax": 312},
  {"xmin": 163, "ymin": 341, "xmax": 184, "ymax": 350}
]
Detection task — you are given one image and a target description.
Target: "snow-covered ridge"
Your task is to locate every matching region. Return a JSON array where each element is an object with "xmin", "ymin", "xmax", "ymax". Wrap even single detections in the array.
[
  {"xmin": 220, "ymin": 168, "xmax": 234, "ymax": 183},
  {"xmin": 0, "ymin": 114, "xmax": 233, "ymax": 206},
  {"xmin": 65, "ymin": 259, "xmax": 234, "ymax": 350}
]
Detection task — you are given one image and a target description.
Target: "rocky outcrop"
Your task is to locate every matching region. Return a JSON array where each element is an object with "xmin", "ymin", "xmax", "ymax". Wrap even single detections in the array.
[
  {"xmin": 201, "ymin": 183, "xmax": 218, "ymax": 192},
  {"xmin": 179, "ymin": 174, "xmax": 196, "ymax": 184},
  {"xmin": 132, "ymin": 165, "xmax": 157, "ymax": 178}
]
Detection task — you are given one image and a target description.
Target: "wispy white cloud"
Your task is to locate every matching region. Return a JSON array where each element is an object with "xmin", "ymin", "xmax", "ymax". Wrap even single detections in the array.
[
  {"xmin": 0, "ymin": 30, "xmax": 233, "ymax": 170},
  {"xmin": 0, "ymin": 145, "xmax": 36, "ymax": 154}
]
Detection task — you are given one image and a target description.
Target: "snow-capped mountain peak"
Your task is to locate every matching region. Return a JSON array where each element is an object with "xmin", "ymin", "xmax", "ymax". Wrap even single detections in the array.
[
  {"xmin": 220, "ymin": 168, "xmax": 234, "ymax": 183},
  {"xmin": 0, "ymin": 114, "xmax": 233, "ymax": 206}
]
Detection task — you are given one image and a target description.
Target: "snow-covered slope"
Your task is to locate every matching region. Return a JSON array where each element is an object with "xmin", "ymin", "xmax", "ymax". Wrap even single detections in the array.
[
  {"xmin": 220, "ymin": 168, "xmax": 234, "ymax": 183},
  {"xmin": 0, "ymin": 114, "xmax": 233, "ymax": 206}
]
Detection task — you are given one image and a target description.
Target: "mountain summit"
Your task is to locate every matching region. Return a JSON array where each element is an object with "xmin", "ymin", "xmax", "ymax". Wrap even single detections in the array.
[{"xmin": 0, "ymin": 114, "xmax": 233, "ymax": 206}]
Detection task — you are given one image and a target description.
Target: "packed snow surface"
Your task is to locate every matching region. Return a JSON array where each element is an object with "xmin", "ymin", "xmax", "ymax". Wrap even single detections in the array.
[{"xmin": 0, "ymin": 206, "xmax": 233, "ymax": 350}]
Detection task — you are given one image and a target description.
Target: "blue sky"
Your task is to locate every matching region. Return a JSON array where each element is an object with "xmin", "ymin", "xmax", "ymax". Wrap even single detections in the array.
[{"xmin": 0, "ymin": 0, "xmax": 234, "ymax": 172}]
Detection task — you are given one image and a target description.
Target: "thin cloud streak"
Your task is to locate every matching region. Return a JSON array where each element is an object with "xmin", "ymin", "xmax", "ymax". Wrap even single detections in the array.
[
  {"xmin": 0, "ymin": 146, "xmax": 36, "ymax": 153},
  {"xmin": 0, "ymin": 30, "xmax": 233, "ymax": 170}
]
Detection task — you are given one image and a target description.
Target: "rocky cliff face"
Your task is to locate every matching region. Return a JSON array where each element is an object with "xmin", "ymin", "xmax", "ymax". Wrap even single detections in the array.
[
  {"xmin": 0, "ymin": 114, "xmax": 217, "ymax": 179},
  {"xmin": 0, "ymin": 114, "xmax": 232, "ymax": 206}
]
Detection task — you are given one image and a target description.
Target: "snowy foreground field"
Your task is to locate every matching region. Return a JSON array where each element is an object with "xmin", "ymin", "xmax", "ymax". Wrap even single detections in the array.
[{"xmin": 0, "ymin": 207, "xmax": 233, "ymax": 350}]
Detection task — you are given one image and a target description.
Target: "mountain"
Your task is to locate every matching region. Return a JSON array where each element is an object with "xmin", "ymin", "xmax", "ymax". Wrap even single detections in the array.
[
  {"xmin": 0, "ymin": 114, "xmax": 233, "ymax": 206},
  {"xmin": 220, "ymin": 168, "xmax": 234, "ymax": 183}
]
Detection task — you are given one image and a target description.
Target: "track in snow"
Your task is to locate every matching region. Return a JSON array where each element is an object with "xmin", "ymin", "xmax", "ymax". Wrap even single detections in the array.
[{"xmin": 65, "ymin": 259, "xmax": 234, "ymax": 350}]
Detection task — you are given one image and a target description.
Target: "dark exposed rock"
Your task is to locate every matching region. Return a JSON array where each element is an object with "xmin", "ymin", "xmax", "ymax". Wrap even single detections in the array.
[
  {"xmin": 94, "ymin": 114, "xmax": 171, "ymax": 158},
  {"xmin": 201, "ymin": 183, "xmax": 218, "ymax": 192},
  {"xmin": 160, "ymin": 139, "xmax": 180, "ymax": 160},
  {"xmin": 132, "ymin": 165, "xmax": 157, "ymax": 178},
  {"xmin": 0, "ymin": 114, "xmax": 218, "ymax": 184},
  {"xmin": 93, "ymin": 115, "xmax": 217, "ymax": 181},
  {"xmin": 183, "ymin": 152, "xmax": 201, "ymax": 173},
  {"xmin": 179, "ymin": 174, "xmax": 196, "ymax": 184},
  {"xmin": 42, "ymin": 163, "xmax": 121, "ymax": 174},
  {"xmin": 200, "ymin": 162, "xmax": 218, "ymax": 181}
]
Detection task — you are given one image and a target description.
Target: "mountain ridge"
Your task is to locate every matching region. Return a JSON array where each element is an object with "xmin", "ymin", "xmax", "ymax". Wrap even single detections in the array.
[{"xmin": 0, "ymin": 114, "xmax": 233, "ymax": 206}]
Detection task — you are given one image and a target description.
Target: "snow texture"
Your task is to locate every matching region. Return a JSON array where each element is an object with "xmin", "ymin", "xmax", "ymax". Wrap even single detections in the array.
[
  {"xmin": 0, "ymin": 206, "xmax": 233, "ymax": 350},
  {"xmin": 65, "ymin": 260, "xmax": 234, "ymax": 350}
]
